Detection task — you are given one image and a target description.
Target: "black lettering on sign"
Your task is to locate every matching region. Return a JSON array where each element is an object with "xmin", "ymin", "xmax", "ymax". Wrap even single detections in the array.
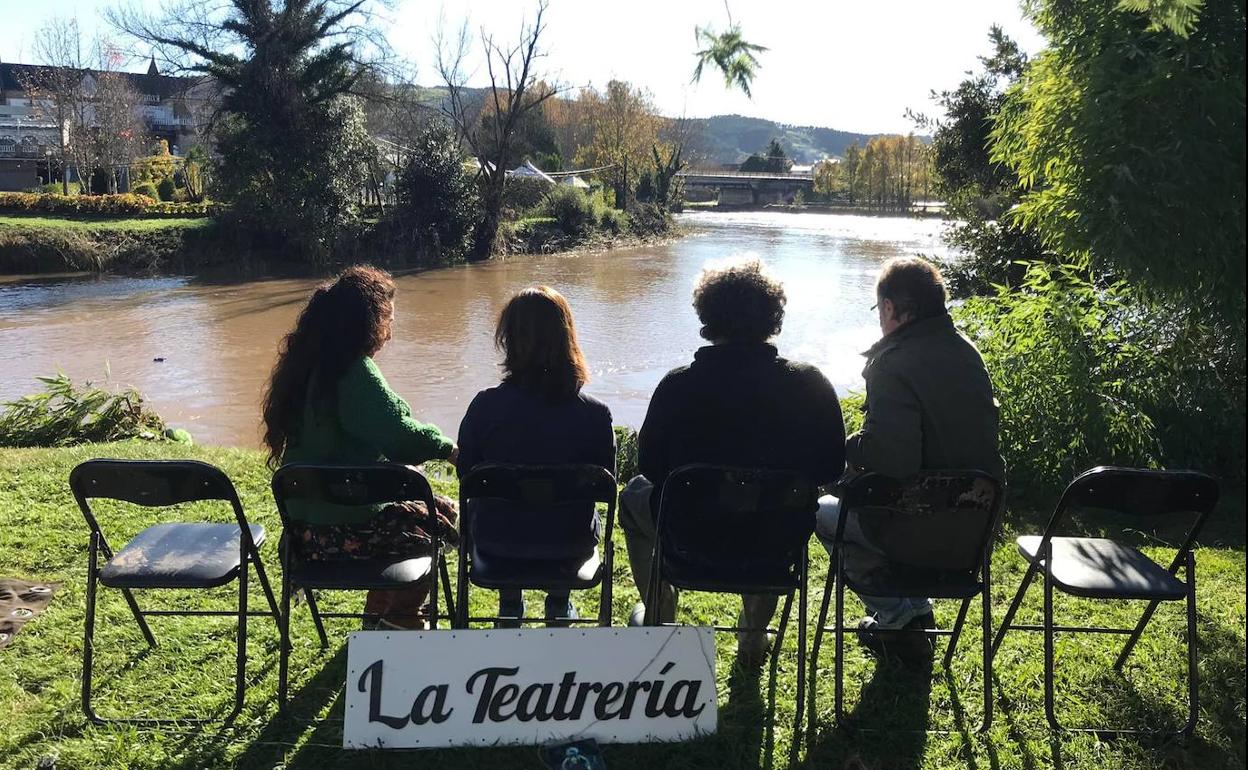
[
  {"xmin": 516, "ymin": 682, "xmax": 555, "ymax": 722},
  {"xmin": 466, "ymin": 666, "xmax": 521, "ymax": 724},
  {"xmin": 358, "ymin": 660, "xmax": 409, "ymax": 729},
  {"xmin": 551, "ymin": 672, "xmax": 578, "ymax": 721},
  {"xmin": 411, "ymin": 683, "xmax": 453, "ymax": 724},
  {"xmin": 592, "ymin": 682, "xmax": 625, "ymax": 720}
]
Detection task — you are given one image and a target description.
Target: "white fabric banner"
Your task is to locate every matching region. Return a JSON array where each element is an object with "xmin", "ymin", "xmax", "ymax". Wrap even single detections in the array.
[{"xmin": 343, "ymin": 626, "xmax": 718, "ymax": 749}]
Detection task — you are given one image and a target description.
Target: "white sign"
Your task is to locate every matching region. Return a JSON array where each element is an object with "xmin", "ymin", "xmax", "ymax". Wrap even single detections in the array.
[{"xmin": 343, "ymin": 626, "xmax": 718, "ymax": 749}]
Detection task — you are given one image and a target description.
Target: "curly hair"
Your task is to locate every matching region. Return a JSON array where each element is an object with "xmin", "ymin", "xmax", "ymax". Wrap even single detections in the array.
[
  {"xmin": 262, "ymin": 265, "xmax": 396, "ymax": 468},
  {"xmin": 495, "ymin": 286, "xmax": 590, "ymax": 401},
  {"xmin": 692, "ymin": 258, "xmax": 786, "ymax": 343}
]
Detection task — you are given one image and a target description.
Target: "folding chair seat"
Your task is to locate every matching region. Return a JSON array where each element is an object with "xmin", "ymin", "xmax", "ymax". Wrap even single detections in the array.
[
  {"xmin": 271, "ymin": 463, "xmax": 455, "ymax": 713},
  {"xmin": 286, "ymin": 555, "xmax": 433, "ymax": 590},
  {"xmin": 647, "ymin": 464, "xmax": 817, "ymax": 762},
  {"xmin": 99, "ymin": 522, "xmax": 267, "ymax": 589},
  {"xmin": 1015, "ymin": 536, "xmax": 1188, "ymax": 600},
  {"xmin": 455, "ymin": 463, "xmax": 617, "ymax": 627},
  {"xmin": 809, "ymin": 471, "xmax": 1004, "ymax": 737},
  {"xmin": 71, "ymin": 459, "xmax": 280, "ymax": 725},
  {"xmin": 992, "ymin": 466, "xmax": 1217, "ymax": 739}
]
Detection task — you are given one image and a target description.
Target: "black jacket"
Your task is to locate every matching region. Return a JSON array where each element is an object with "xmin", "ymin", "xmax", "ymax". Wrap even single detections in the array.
[
  {"xmin": 638, "ymin": 343, "xmax": 846, "ymax": 513},
  {"xmin": 457, "ymin": 382, "xmax": 615, "ymax": 559}
]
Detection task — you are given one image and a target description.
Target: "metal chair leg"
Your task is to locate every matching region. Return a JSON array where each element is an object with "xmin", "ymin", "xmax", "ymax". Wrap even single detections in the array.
[
  {"xmin": 792, "ymin": 549, "xmax": 808, "ymax": 761},
  {"xmin": 439, "ymin": 554, "xmax": 455, "ymax": 623},
  {"xmin": 992, "ymin": 559, "xmax": 1040, "ymax": 659},
  {"xmin": 833, "ymin": 548, "xmax": 846, "ymax": 727},
  {"xmin": 980, "ymin": 555, "xmax": 993, "ymax": 733},
  {"xmin": 764, "ymin": 590, "xmax": 793, "ymax": 770},
  {"xmin": 303, "ymin": 588, "xmax": 329, "ymax": 649},
  {"xmin": 82, "ymin": 531, "xmax": 101, "ymax": 723},
  {"xmin": 807, "ymin": 562, "xmax": 834, "ymax": 739},
  {"xmin": 455, "ymin": 542, "xmax": 471, "ymax": 629},
  {"xmin": 943, "ymin": 597, "xmax": 972, "ymax": 669},
  {"xmin": 278, "ymin": 573, "xmax": 292, "ymax": 714},
  {"xmin": 227, "ymin": 556, "xmax": 249, "ymax": 723},
  {"xmin": 599, "ymin": 540, "xmax": 614, "ymax": 627},
  {"xmin": 251, "ymin": 550, "xmax": 280, "ymax": 621},
  {"xmin": 1180, "ymin": 552, "xmax": 1199, "ymax": 740},
  {"xmin": 1042, "ymin": 544, "xmax": 1060, "ymax": 731}
]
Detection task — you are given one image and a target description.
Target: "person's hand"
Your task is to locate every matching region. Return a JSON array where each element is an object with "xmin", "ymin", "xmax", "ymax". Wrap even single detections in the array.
[{"xmin": 447, "ymin": 445, "xmax": 459, "ymax": 465}]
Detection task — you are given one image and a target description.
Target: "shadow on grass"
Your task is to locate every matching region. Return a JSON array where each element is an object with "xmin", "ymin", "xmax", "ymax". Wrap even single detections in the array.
[{"xmin": 803, "ymin": 656, "xmax": 932, "ymax": 769}]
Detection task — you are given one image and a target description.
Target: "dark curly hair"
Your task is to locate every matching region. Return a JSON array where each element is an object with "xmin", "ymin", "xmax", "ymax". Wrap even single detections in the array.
[
  {"xmin": 262, "ymin": 265, "xmax": 396, "ymax": 468},
  {"xmin": 692, "ymin": 259, "xmax": 786, "ymax": 343}
]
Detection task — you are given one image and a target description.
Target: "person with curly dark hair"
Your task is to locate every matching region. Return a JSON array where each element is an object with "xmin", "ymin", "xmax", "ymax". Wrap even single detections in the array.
[
  {"xmin": 262, "ymin": 265, "xmax": 459, "ymax": 629},
  {"xmin": 620, "ymin": 258, "xmax": 846, "ymax": 664},
  {"xmin": 456, "ymin": 286, "xmax": 615, "ymax": 627}
]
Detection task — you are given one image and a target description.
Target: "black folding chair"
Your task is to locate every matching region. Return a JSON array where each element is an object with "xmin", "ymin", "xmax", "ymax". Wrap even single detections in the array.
[
  {"xmin": 455, "ymin": 463, "xmax": 617, "ymax": 628},
  {"xmin": 270, "ymin": 463, "xmax": 455, "ymax": 713},
  {"xmin": 991, "ymin": 466, "xmax": 1218, "ymax": 739},
  {"xmin": 808, "ymin": 471, "xmax": 1004, "ymax": 736},
  {"xmin": 646, "ymin": 464, "xmax": 817, "ymax": 760},
  {"xmin": 71, "ymin": 459, "xmax": 280, "ymax": 724}
]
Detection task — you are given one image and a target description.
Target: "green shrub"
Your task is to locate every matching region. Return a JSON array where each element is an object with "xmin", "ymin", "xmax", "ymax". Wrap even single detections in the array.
[
  {"xmin": 502, "ymin": 176, "xmax": 551, "ymax": 215},
  {"xmin": 157, "ymin": 177, "xmax": 177, "ymax": 202},
  {"xmin": 544, "ymin": 186, "xmax": 600, "ymax": 237},
  {"xmin": 955, "ymin": 262, "xmax": 1244, "ymax": 486},
  {"xmin": 0, "ymin": 372, "xmax": 167, "ymax": 448},
  {"xmin": 40, "ymin": 181, "xmax": 82, "ymax": 195},
  {"xmin": 131, "ymin": 182, "xmax": 160, "ymax": 201},
  {"xmin": 614, "ymin": 425, "xmax": 638, "ymax": 482},
  {"xmin": 598, "ymin": 207, "xmax": 629, "ymax": 235},
  {"xmin": 0, "ymin": 192, "xmax": 217, "ymax": 218},
  {"xmin": 627, "ymin": 202, "xmax": 671, "ymax": 236},
  {"xmin": 391, "ymin": 121, "xmax": 483, "ymax": 261}
]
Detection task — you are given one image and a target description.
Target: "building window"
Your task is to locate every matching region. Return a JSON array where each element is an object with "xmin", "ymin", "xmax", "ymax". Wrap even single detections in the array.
[
  {"xmin": 0, "ymin": 136, "xmax": 16, "ymax": 156},
  {"xmin": 19, "ymin": 135, "xmax": 40, "ymax": 157}
]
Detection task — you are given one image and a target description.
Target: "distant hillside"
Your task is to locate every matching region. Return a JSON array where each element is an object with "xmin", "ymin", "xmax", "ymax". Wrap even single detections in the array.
[{"xmin": 689, "ymin": 115, "xmax": 879, "ymax": 165}]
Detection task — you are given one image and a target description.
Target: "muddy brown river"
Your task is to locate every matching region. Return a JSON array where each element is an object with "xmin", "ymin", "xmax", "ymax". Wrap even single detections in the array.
[{"xmin": 0, "ymin": 211, "xmax": 950, "ymax": 447}]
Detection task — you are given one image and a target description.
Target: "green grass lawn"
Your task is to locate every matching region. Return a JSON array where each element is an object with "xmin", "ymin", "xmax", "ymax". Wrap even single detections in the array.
[
  {"xmin": 1, "ymin": 441, "xmax": 1243, "ymax": 770},
  {"xmin": 0, "ymin": 215, "xmax": 213, "ymax": 233}
]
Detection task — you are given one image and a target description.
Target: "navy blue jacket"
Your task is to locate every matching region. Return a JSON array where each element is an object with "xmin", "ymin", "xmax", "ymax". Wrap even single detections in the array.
[
  {"xmin": 639, "ymin": 343, "xmax": 847, "ymax": 513},
  {"xmin": 456, "ymin": 382, "xmax": 615, "ymax": 559}
]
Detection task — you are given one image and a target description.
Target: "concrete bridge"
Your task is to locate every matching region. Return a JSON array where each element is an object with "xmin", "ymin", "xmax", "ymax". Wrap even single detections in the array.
[{"xmin": 677, "ymin": 167, "xmax": 815, "ymax": 206}]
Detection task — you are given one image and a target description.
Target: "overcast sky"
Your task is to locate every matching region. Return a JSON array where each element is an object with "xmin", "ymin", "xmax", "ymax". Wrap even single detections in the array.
[{"xmin": 0, "ymin": 0, "xmax": 1045, "ymax": 134}]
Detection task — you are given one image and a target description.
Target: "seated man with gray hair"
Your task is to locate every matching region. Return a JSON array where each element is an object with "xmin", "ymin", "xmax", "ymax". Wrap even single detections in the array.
[
  {"xmin": 620, "ymin": 258, "xmax": 846, "ymax": 665},
  {"xmin": 819, "ymin": 256, "xmax": 1005, "ymax": 664}
]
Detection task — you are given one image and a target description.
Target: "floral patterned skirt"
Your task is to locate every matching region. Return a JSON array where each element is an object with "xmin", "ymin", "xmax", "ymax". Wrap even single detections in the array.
[{"xmin": 290, "ymin": 495, "xmax": 460, "ymax": 561}]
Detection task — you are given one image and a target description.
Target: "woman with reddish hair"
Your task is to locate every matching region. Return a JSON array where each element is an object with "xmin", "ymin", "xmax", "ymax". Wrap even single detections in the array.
[
  {"xmin": 262, "ymin": 265, "xmax": 458, "ymax": 629},
  {"xmin": 457, "ymin": 286, "xmax": 615, "ymax": 627}
]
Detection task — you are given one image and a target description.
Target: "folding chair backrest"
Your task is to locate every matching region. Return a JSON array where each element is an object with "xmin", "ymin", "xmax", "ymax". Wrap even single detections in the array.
[
  {"xmin": 459, "ymin": 463, "xmax": 617, "ymax": 508},
  {"xmin": 841, "ymin": 471, "xmax": 1003, "ymax": 572},
  {"xmin": 270, "ymin": 463, "xmax": 434, "ymax": 526},
  {"xmin": 71, "ymin": 459, "xmax": 239, "ymax": 507},
  {"xmin": 1059, "ymin": 466, "xmax": 1218, "ymax": 519},
  {"xmin": 657, "ymin": 464, "xmax": 817, "ymax": 568}
]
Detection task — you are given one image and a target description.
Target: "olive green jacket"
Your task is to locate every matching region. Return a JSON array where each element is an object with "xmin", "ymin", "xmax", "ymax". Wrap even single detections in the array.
[{"xmin": 846, "ymin": 313, "xmax": 1005, "ymax": 482}]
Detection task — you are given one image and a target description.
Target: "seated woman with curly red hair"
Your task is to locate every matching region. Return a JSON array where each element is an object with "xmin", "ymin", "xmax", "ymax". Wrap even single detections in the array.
[{"xmin": 262, "ymin": 265, "xmax": 458, "ymax": 629}]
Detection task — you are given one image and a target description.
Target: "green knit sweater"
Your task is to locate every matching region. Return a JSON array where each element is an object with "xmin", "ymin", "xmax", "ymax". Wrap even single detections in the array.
[{"xmin": 282, "ymin": 356, "xmax": 454, "ymax": 525}]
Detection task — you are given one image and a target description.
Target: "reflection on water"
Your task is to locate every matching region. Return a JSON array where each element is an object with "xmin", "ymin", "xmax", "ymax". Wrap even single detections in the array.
[{"xmin": 0, "ymin": 211, "xmax": 949, "ymax": 447}]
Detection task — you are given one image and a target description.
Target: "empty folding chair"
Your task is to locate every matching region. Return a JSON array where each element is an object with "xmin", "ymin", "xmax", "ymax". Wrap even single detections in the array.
[
  {"xmin": 270, "ymin": 463, "xmax": 455, "ymax": 712},
  {"xmin": 646, "ymin": 464, "xmax": 817, "ymax": 757},
  {"xmin": 991, "ymin": 466, "xmax": 1217, "ymax": 738},
  {"xmin": 71, "ymin": 459, "xmax": 280, "ymax": 724},
  {"xmin": 455, "ymin": 463, "xmax": 617, "ymax": 628},
  {"xmin": 808, "ymin": 471, "xmax": 1004, "ymax": 735}
]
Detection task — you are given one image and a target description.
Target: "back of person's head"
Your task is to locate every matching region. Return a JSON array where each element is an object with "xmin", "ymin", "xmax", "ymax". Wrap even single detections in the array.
[
  {"xmin": 692, "ymin": 258, "xmax": 786, "ymax": 343},
  {"xmin": 262, "ymin": 265, "xmax": 396, "ymax": 468},
  {"xmin": 876, "ymin": 257, "xmax": 947, "ymax": 321},
  {"xmin": 496, "ymin": 285, "xmax": 589, "ymax": 401}
]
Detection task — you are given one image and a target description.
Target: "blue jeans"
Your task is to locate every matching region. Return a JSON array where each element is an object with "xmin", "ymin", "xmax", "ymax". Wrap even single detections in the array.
[{"xmin": 815, "ymin": 495, "xmax": 933, "ymax": 629}]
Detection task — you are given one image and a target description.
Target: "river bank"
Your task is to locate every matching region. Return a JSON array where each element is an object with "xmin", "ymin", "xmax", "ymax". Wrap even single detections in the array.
[{"xmin": 0, "ymin": 209, "xmax": 683, "ymax": 276}]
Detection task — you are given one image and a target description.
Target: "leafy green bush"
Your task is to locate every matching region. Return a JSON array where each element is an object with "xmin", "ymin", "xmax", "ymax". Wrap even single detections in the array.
[
  {"xmin": 627, "ymin": 202, "xmax": 671, "ymax": 237},
  {"xmin": 0, "ymin": 192, "xmax": 217, "ymax": 218},
  {"xmin": 131, "ymin": 182, "xmax": 160, "ymax": 201},
  {"xmin": 392, "ymin": 121, "xmax": 483, "ymax": 261},
  {"xmin": 157, "ymin": 177, "xmax": 177, "ymax": 202},
  {"xmin": 544, "ymin": 186, "xmax": 601, "ymax": 237},
  {"xmin": 0, "ymin": 372, "xmax": 167, "ymax": 448},
  {"xmin": 598, "ymin": 207, "xmax": 629, "ymax": 235},
  {"xmin": 614, "ymin": 425, "xmax": 638, "ymax": 482},
  {"xmin": 39, "ymin": 181, "xmax": 82, "ymax": 195},
  {"xmin": 955, "ymin": 262, "xmax": 1244, "ymax": 486},
  {"xmin": 501, "ymin": 177, "xmax": 551, "ymax": 216}
]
